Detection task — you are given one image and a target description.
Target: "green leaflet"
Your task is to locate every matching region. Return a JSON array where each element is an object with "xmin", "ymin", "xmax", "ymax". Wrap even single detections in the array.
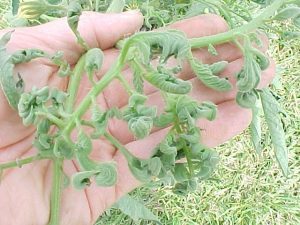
[
  {"xmin": 176, "ymin": 96, "xmax": 217, "ymax": 124},
  {"xmin": 0, "ymin": 31, "xmax": 23, "ymax": 110},
  {"xmin": 11, "ymin": 49, "xmax": 45, "ymax": 64},
  {"xmin": 67, "ymin": 0, "xmax": 89, "ymax": 49},
  {"xmin": 76, "ymin": 130, "xmax": 92, "ymax": 155},
  {"xmin": 250, "ymin": 48, "xmax": 270, "ymax": 70},
  {"xmin": 273, "ymin": 7, "xmax": 300, "ymax": 20},
  {"xmin": 12, "ymin": 0, "xmax": 20, "ymax": 15},
  {"xmin": 236, "ymin": 49, "xmax": 261, "ymax": 92},
  {"xmin": 51, "ymin": 51, "xmax": 71, "ymax": 77},
  {"xmin": 133, "ymin": 69, "xmax": 144, "ymax": 93},
  {"xmin": 195, "ymin": 149, "xmax": 219, "ymax": 180},
  {"xmin": 173, "ymin": 179, "xmax": 197, "ymax": 196},
  {"xmin": 146, "ymin": 157, "xmax": 162, "ymax": 177},
  {"xmin": 260, "ymin": 89, "xmax": 289, "ymax": 177},
  {"xmin": 128, "ymin": 157, "xmax": 162, "ymax": 182},
  {"xmin": 114, "ymin": 194, "xmax": 161, "ymax": 224},
  {"xmin": 208, "ymin": 44, "xmax": 218, "ymax": 56},
  {"xmin": 94, "ymin": 162, "xmax": 117, "ymax": 187},
  {"xmin": 250, "ymin": 106, "xmax": 262, "ymax": 154},
  {"xmin": 76, "ymin": 153, "xmax": 98, "ymax": 171},
  {"xmin": 236, "ymin": 90, "xmax": 259, "ymax": 108},
  {"xmin": 72, "ymin": 170, "xmax": 96, "ymax": 189},
  {"xmin": 85, "ymin": 48, "xmax": 104, "ymax": 84},
  {"xmin": 153, "ymin": 112, "xmax": 174, "ymax": 127},
  {"xmin": 281, "ymin": 31, "xmax": 300, "ymax": 40},
  {"xmin": 67, "ymin": 1, "xmax": 81, "ymax": 32},
  {"xmin": 190, "ymin": 58, "xmax": 232, "ymax": 91},
  {"xmin": 294, "ymin": 16, "xmax": 300, "ymax": 28},
  {"xmin": 145, "ymin": 71, "xmax": 192, "ymax": 94},
  {"xmin": 209, "ymin": 61, "xmax": 229, "ymax": 74},
  {"xmin": 106, "ymin": 0, "xmax": 125, "ymax": 13},
  {"xmin": 18, "ymin": 87, "xmax": 50, "ymax": 125},
  {"xmin": 129, "ymin": 30, "xmax": 190, "ymax": 64},
  {"xmin": 53, "ymin": 136, "xmax": 74, "ymax": 159},
  {"xmin": 128, "ymin": 158, "xmax": 152, "ymax": 182},
  {"xmin": 123, "ymin": 93, "xmax": 157, "ymax": 139},
  {"xmin": 128, "ymin": 116, "xmax": 153, "ymax": 139},
  {"xmin": 174, "ymin": 163, "xmax": 190, "ymax": 182},
  {"xmin": 159, "ymin": 136, "xmax": 177, "ymax": 155}
]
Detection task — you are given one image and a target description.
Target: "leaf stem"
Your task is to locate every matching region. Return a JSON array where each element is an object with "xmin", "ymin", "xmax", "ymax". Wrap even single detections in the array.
[
  {"xmin": 189, "ymin": 0, "xmax": 284, "ymax": 48},
  {"xmin": 48, "ymin": 158, "xmax": 64, "ymax": 225},
  {"xmin": 0, "ymin": 155, "xmax": 49, "ymax": 170},
  {"xmin": 117, "ymin": 74, "xmax": 133, "ymax": 94},
  {"xmin": 104, "ymin": 132, "xmax": 135, "ymax": 161},
  {"xmin": 62, "ymin": 39, "xmax": 132, "ymax": 135},
  {"xmin": 35, "ymin": 112, "xmax": 65, "ymax": 128},
  {"xmin": 65, "ymin": 54, "xmax": 86, "ymax": 113},
  {"xmin": 182, "ymin": 141, "xmax": 194, "ymax": 177}
]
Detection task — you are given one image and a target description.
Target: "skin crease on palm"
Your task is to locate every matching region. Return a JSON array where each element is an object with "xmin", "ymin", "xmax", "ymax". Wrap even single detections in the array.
[{"xmin": 0, "ymin": 10, "xmax": 276, "ymax": 225}]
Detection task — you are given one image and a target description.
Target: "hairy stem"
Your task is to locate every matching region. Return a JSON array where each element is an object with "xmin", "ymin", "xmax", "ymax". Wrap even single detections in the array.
[
  {"xmin": 65, "ymin": 54, "xmax": 86, "ymax": 113},
  {"xmin": 35, "ymin": 112, "xmax": 65, "ymax": 128},
  {"xmin": 117, "ymin": 73, "xmax": 133, "ymax": 94},
  {"xmin": 104, "ymin": 132, "xmax": 135, "ymax": 160},
  {"xmin": 48, "ymin": 158, "xmax": 64, "ymax": 225},
  {"xmin": 0, "ymin": 155, "xmax": 49, "ymax": 170},
  {"xmin": 189, "ymin": 0, "xmax": 284, "ymax": 48},
  {"xmin": 62, "ymin": 39, "xmax": 132, "ymax": 135}
]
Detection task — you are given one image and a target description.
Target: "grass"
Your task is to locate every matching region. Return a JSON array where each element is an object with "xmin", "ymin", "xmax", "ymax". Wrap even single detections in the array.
[{"xmin": 0, "ymin": 1, "xmax": 299, "ymax": 225}]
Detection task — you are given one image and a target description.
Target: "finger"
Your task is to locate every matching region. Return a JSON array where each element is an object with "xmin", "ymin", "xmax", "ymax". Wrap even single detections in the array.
[
  {"xmin": 113, "ymin": 99, "xmax": 252, "ymax": 197},
  {"xmin": 2, "ymin": 11, "xmax": 143, "ymax": 64}
]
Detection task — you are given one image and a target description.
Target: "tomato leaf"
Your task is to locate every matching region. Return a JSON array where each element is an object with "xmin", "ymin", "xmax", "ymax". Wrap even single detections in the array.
[{"xmin": 260, "ymin": 89, "xmax": 289, "ymax": 177}]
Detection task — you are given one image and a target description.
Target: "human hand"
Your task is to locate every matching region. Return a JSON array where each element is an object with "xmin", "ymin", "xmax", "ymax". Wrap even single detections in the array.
[{"xmin": 0, "ymin": 11, "xmax": 275, "ymax": 225}]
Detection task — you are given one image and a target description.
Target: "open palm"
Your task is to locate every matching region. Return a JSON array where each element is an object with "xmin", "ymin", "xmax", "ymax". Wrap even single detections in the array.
[{"xmin": 0, "ymin": 11, "xmax": 275, "ymax": 225}]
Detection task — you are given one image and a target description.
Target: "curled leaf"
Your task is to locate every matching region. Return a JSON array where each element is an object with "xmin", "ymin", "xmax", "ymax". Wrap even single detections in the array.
[
  {"xmin": 76, "ymin": 130, "xmax": 92, "ymax": 155},
  {"xmin": 128, "ymin": 116, "xmax": 153, "ymax": 139},
  {"xmin": 67, "ymin": 0, "xmax": 88, "ymax": 49},
  {"xmin": 209, "ymin": 61, "xmax": 228, "ymax": 74},
  {"xmin": 190, "ymin": 59, "xmax": 232, "ymax": 91},
  {"xmin": 174, "ymin": 163, "xmax": 190, "ymax": 182},
  {"xmin": 236, "ymin": 90, "xmax": 259, "ymax": 108},
  {"xmin": 0, "ymin": 31, "xmax": 23, "ymax": 109},
  {"xmin": 51, "ymin": 51, "xmax": 71, "ymax": 77},
  {"xmin": 250, "ymin": 48, "xmax": 270, "ymax": 70},
  {"xmin": 128, "ymin": 158, "xmax": 152, "ymax": 182},
  {"xmin": 94, "ymin": 163, "xmax": 118, "ymax": 187},
  {"xmin": 72, "ymin": 171, "xmax": 96, "ymax": 190},
  {"xmin": 195, "ymin": 149, "xmax": 219, "ymax": 180},
  {"xmin": 85, "ymin": 48, "xmax": 104, "ymax": 83},
  {"xmin": 53, "ymin": 136, "xmax": 74, "ymax": 159},
  {"xmin": 154, "ymin": 112, "xmax": 174, "ymax": 127},
  {"xmin": 11, "ymin": 49, "xmax": 45, "ymax": 64},
  {"xmin": 159, "ymin": 137, "xmax": 177, "ymax": 155},
  {"xmin": 128, "ymin": 30, "xmax": 190, "ymax": 64},
  {"xmin": 236, "ymin": 50, "xmax": 261, "ymax": 92},
  {"xmin": 145, "ymin": 71, "xmax": 192, "ymax": 94},
  {"xmin": 76, "ymin": 153, "xmax": 98, "ymax": 171}
]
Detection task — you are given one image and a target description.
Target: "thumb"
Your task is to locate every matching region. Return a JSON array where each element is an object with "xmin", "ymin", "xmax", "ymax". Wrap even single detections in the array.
[{"xmin": 3, "ymin": 10, "xmax": 143, "ymax": 63}]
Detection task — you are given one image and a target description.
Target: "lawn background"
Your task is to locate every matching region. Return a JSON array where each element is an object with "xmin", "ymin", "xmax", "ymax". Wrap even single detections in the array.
[{"xmin": 0, "ymin": 1, "xmax": 299, "ymax": 225}]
